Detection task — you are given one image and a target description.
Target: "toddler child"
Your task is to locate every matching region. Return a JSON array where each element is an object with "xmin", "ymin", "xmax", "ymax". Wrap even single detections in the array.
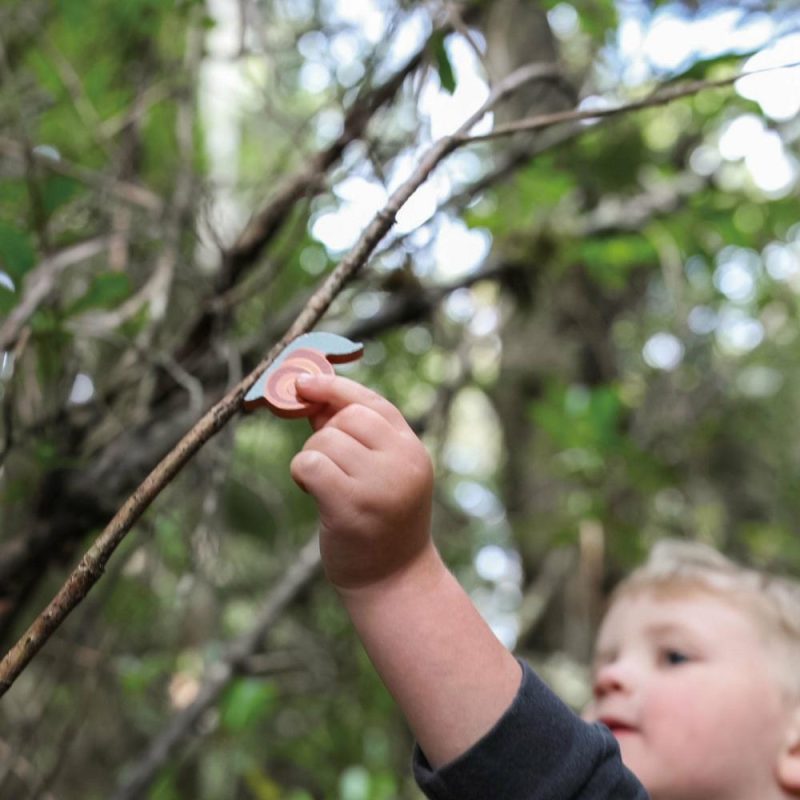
[{"xmin": 289, "ymin": 373, "xmax": 800, "ymax": 799}]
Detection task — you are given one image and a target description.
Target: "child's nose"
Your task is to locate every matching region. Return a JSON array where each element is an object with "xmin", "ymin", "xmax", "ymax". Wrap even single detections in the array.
[{"xmin": 592, "ymin": 661, "xmax": 632, "ymax": 699}]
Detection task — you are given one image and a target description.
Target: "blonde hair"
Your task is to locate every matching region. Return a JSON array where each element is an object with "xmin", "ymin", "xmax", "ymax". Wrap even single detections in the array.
[{"xmin": 610, "ymin": 539, "xmax": 800, "ymax": 694}]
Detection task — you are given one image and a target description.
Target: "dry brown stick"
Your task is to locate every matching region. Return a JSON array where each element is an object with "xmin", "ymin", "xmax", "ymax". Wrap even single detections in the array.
[
  {"xmin": 0, "ymin": 61, "xmax": 545, "ymax": 697},
  {"xmin": 99, "ymin": 82, "xmax": 172, "ymax": 140},
  {"xmin": 0, "ymin": 237, "xmax": 110, "ymax": 352},
  {"xmin": 0, "ymin": 136, "xmax": 164, "ymax": 213},
  {"xmin": 111, "ymin": 534, "xmax": 322, "ymax": 800},
  {"xmin": 43, "ymin": 37, "xmax": 113, "ymax": 158},
  {"xmin": 461, "ymin": 61, "xmax": 800, "ymax": 144},
  {"xmin": 220, "ymin": 45, "xmax": 430, "ymax": 285},
  {"xmin": 371, "ymin": 62, "xmax": 798, "ymax": 267},
  {"xmin": 0, "ymin": 59, "xmax": 780, "ymax": 696},
  {"xmin": 173, "ymin": 41, "xmax": 432, "ymax": 369}
]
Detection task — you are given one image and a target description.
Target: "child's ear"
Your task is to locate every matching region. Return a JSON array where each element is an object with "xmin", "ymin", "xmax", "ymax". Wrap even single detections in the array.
[{"xmin": 777, "ymin": 709, "xmax": 800, "ymax": 792}]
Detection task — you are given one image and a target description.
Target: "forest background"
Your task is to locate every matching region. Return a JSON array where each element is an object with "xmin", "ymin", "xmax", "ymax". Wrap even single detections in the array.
[{"xmin": 1, "ymin": 0, "xmax": 800, "ymax": 797}]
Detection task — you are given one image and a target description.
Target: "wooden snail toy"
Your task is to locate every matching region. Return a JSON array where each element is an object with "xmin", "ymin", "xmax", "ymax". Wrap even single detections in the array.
[{"xmin": 243, "ymin": 332, "xmax": 364, "ymax": 418}]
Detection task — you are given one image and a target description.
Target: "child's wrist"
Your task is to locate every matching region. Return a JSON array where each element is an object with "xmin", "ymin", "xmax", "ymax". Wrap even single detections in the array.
[{"xmin": 335, "ymin": 540, "xmax": 447, "ymax": 613}]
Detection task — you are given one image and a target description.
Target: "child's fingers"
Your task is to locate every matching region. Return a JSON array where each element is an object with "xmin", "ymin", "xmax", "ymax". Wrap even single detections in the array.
[
  {"xmin": 302, "ymin": 425, "xmax": 372, "ymax": 476},
  {"xmin": 290, "ymin": 448, "xmax": 349, "ymax": 499},
  {"xmin": 295, "ymin": 375, "xmax": 408, "ymax": 433},
  {"xmin": 325, "ymin": 403, "xmax": 399, "ymax": 451}
]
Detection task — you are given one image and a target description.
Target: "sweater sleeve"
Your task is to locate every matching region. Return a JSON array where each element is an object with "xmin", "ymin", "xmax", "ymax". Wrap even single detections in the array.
[{"xmin": 412, "ymin": 660, "xmax": 648, "ymax": 800}]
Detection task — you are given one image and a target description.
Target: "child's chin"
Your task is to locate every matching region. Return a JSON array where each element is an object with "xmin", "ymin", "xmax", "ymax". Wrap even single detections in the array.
[{"xmin": 615, "ymin": 737, "xmax": 647, "ymax": 772}]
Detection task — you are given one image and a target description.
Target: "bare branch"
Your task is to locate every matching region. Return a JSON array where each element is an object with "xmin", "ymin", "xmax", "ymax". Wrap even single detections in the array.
[
  {"xmin": 99, "ymin": 82, "xmax": 173, "ymax": 140},
  {"xmin": 172, "ymin": 38, "xmax": 433, "ymax": 368},
  {"xmin": 0, "ymin": 237, "xmax": 110, "ymax": 352},
  {"xmin": 43, "ymin": 38, "xmax": 112, "ymax": 157},
  {"xmin": 460, "ymin": 61, "xmax": 800, "ymax": 144},
  {"xmin": 0, "ymin": 137, "xmax": 164, "ymax": 213},
  {"xmin": 221, "ymin": 47, "xmax": 429, "ymax": 285},
  {"xmin": 441, "ymin": 2, "xmax": 486, "ymax": 66}
]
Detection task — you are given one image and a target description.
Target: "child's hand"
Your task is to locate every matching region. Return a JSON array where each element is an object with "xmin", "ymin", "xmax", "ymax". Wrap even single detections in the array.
[{"xmin": 290, "ymin": 375, "xmax": 434, "ymax": 594}]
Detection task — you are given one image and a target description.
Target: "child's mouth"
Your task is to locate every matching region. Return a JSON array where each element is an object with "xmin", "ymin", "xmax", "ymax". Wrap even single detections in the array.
[{"xmin": 600, "ymin": 718, "xmax": 637, "ymax": 735}]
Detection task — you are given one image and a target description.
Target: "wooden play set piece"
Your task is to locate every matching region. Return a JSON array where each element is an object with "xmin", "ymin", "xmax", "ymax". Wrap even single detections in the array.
[{"xmin": 243, "ymin": 332, "xmax": 364, "ymax": 418}]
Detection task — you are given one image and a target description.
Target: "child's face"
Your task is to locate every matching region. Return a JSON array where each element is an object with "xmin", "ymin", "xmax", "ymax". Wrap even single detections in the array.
[{"xmin": 585, "ymin": 588, "xmax": 795, "ymax": 799}]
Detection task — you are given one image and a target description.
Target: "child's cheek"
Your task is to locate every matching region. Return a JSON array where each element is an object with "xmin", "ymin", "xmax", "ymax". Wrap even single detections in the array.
[
  {"xmin": 646, "ymin": 681, "xmax": 714, "ymax": 754},
  {"xmin": 647, "ymin": 673, "xmax": 760, "ymax": 776}
]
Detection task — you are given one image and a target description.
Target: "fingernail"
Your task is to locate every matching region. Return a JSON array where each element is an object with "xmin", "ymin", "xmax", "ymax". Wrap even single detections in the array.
[{"xmin": 295, "ymin": 374, "xmax": 333, "ymax": 389}]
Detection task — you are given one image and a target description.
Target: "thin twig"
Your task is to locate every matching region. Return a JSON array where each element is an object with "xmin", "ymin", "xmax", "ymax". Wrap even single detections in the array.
[
  {"xmin": 0, "ymin": 137, "xmax": 164, "ymax": 213},
  {"xmin": 99, "ymin": 82, "xmax": 172, "ymax": 140},
  {"xmin": 171, "ymin": 38, "xmax": 434, "ymax": 369},
  {"xmin": 441, "ymin": 1, "xmax": 486, "ymax": 66},
  {"xmin": 221, "ymin": 46, "xmax": 430, "ymax": 282},
  {"xmin": 43, "ymin": 38, "xmax": 112, "ymax": 157},
  {"xmin": 460, "ymin": 61, "xmax": 800, "ymax": 144},
  {"xmin": 0, "ymin": 237, "xmax": 110, "ymax": 353}
]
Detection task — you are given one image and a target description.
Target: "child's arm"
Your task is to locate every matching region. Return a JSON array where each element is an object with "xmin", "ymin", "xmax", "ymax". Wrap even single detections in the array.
[{"xmin": 290, "ymin": 374, "xmax": 522, "ymax": 768}]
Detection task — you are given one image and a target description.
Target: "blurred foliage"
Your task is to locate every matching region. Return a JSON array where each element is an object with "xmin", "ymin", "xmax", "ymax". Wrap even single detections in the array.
[{"xmin": 0, "ymin": 0, "xmax": 799, "ymax": 797}]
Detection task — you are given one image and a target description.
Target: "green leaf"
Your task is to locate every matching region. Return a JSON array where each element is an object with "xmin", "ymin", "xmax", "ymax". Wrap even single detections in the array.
[
  {"xmin": 431, "ymin": 32, "xmax": 456, "ymax": 94},
  {"xmin": 0, "ymin": 284, "xmax": 16, "ymax": 315},
  {"xmin": 0, "ymin": 179, "xmax": 28, "ymax": 212},
  {"xmin": 570, "ymin": 235, "xmax": 657, "ymax": 289},
  {"xmin": 575, "ymin": 0, "xmax": 618, "ymax": 39},
  {"xmin": 42, "ymin": 175, "xmax": 81, "ymax": 216},
  {"xmin": 66, "ymin": 272, "xmax": 131, "ymax": 316},
  {"xmin": 220, "ymin": 679, "xmax": 277, "ymax": 732},
  {"xmin": 244, "ymin": 769, "xmax": 282, "ymax": 800},
  {"xmin": 532, "ymin": 383, "xmax": 623, "ymax": 456},
  {"xmin": 149, "ymin": 768, "xmax": 181, "ymax": 800},
  {"xmin": 0, "ymin": 221, "xmax": 36, "ymax": 280}
]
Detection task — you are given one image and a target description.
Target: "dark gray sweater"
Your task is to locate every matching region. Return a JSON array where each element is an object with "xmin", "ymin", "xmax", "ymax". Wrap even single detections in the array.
[{"xmin": 413, "ymin": 661, "xmax": 648, "ymax": 799}]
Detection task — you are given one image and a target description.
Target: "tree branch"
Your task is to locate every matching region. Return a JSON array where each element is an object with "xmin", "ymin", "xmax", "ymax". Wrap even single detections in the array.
[
  {"xmin": 0, "ymin": 137, "xmax": 164, "ymax": 213},
  {"xmin": 221, "ymin": 46, "xmax": 430, "ymax": 287},
  {"xmin": 171, "ymin": 40, "xmax": 432, "ymax": 370},
  {"xmin": 460, "ymin": 61, "xmax": 800, "ymax": 144},
  {"xmin": 0, "ymin": 237, "xmax": 110, "ymax": 352}
]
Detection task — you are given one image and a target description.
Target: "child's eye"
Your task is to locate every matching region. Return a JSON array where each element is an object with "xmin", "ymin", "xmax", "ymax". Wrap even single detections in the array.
[{"xmin": 660, "ymin": 648, "xmax": 690, "ymax": 666}]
